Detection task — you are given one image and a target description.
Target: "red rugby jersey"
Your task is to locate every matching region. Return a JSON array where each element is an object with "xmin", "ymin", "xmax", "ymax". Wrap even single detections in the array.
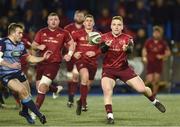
[
  {"xmin": 144, "ymin": 38, "xmax": 168, "ymax": 63},
  {"xmin": 34, "ymin": 27, "xmax": 71, "ymax": 63},
  {"xmin": 101, "ymin": 32, "xmax": 133, "ymax": 69},
  {"xmin": 72, "ymin": 29, "xmax": 100, "ymax": 66}
]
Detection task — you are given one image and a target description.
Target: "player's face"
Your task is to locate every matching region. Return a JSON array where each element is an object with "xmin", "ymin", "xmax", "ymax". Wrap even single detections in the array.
[
  {"xmin": 83, "ymin": 17, "xmax": 94, "ymax": 30},
  {"xmin": 111, "ymin": 19, "xmax": 123, "ymax": 35},
  {"xmin": 153, "ymin": 31, "xmax": 162, "ymax": 40},
  {"xmin": 47, "ymin": 15, "xmax": 60, "ymax": 29},
  {"xmin": 13, "ymin": 28, "xmax": 23, "ymax": 42},
  {"xmin": 74, "ymin": 12, "xmax": 85, "ymax": 24}
]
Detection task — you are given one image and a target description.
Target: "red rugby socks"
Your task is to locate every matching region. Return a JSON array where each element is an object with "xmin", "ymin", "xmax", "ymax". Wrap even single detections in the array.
[
  {"xmin": 68, "ymin": 81, "xmax": 78, "ymax": 102},
  {"xmin": 36, "ymin": 93, "xmax": 45, "ymax": 109},
  {"xmin": 80, "ymin": 84, "xmax": 88, "ymax": 106},
  {"xmin": 105, "ymin": 104, "xmax": 113, "ymax": 114}
]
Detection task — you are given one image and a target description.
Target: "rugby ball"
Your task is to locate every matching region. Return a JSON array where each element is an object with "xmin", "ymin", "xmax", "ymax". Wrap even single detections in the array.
[{"xmin": 88, "ymin": 32, "xmax": 101, "ymax": 45}]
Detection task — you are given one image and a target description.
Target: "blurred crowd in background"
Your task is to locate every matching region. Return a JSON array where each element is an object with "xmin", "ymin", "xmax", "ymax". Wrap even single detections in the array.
[{"xmin": 0, "ymin": 0, "xmax": 180, "ymax": 51}]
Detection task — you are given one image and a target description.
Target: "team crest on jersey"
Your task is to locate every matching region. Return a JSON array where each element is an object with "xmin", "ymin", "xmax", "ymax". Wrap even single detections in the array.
[
  {"xmin": 80, "ymin": 37, "xmax": 86, "ymax": 41},
  {"xmin": 119, "ymin": 40, "xmax": 126, "ymax": 45},
  {"xmin": 11, "ymin": 51, "xmax": 21, "ymax": 57},
  {"xmin": 43, "ymin": 33, "xmax": 47, "ymax": 36}
]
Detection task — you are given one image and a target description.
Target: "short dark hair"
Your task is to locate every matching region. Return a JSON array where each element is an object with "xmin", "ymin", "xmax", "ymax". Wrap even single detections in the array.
[
  {"xmin": 8, "ymin": 23, "xmax": 24, "ymax": 35},
  {"xmin": 112, "ymin": 16, "xmax": 123, "ymax": 22}
]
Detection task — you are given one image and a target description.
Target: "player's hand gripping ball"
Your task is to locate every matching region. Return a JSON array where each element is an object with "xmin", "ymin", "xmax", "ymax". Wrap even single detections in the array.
[{"xmin": 88, "ymin": 32, "xmax": 101, "ymax": 45}]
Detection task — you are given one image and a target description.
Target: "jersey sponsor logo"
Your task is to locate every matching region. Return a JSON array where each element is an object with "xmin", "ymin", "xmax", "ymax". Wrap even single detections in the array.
[
  {"xmin": 11, "ymin": 51, "xmax": 21, "ymax": 57},
  {"xmin": 43, "ymin": 39, "xmax": 58, "ymax": 43},
  {"xmin": 80, "ymin": 43, "xmax": 94, "ymax": 47},
  {"xmin": 49, "ymin": 37, "xmax": 54, "ymax": 40},
  {"xmin": 109, "ymin": 48, "xmax": 121, "ymax": 52}
]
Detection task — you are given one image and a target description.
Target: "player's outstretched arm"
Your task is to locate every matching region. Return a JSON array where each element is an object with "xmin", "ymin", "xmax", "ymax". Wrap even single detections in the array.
[
  {"xmin": 26, "ymin": 50, "xmax": 52, "ymax": 63},
  {"xmin": 99, "ymin": 40, "xmax": 112, "ymax": 54},
  {"xmin": 31, "ymin": 41, "xmax": 46, "ymax": 51}
]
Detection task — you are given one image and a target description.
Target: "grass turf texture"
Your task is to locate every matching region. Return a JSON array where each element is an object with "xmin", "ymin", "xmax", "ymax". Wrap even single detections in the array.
[{"xmin": 0, "ymin": 94, "xmax": 180, "ymax": 126}]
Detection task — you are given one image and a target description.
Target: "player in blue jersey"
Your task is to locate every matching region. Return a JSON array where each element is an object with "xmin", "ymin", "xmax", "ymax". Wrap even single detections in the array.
[{"xmin": 0, "ymin": 23, "xmax": 51, "ymax": 124}]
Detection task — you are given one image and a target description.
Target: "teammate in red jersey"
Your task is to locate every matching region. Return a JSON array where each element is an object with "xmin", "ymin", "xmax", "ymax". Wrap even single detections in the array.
[
  {"xmin": 100, "ymin": 16, "xmax": 166, "ymax": 124},
  {"xmin": 64, "ymin": 10, "xmax": 85, "ymax": 107},
  {"xmin": 72, "ymin": 14, "xmax": 101, "ymax": 115},
  {"xmin": 142, "ymin": 26, "xmax": 171, "ymax": 97},
  {"xmin": 31, "ymin": 12, "xmax": 75, "ymax": 118}
]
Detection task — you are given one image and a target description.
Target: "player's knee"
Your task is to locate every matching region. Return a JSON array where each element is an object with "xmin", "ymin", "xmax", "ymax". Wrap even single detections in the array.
[
  {"xmin": 18, "ymin": 87, "xmax": 28, "ymax": 97},
  {"xmin": 146, "ymin": 76, "xmax": 153, "ymax": 83},
  {"xmin": 136, "ymin": 87, "xmax": 146, "ymax": 94},
  {"xmin": 153, "ymin": 79, "xmax": 160, "ymax": 84},
  {"xmin": 39, "ymin": 76, "xmax": 52, "ymax": 86},
  {"xmin": 81, "ymin": 77, "xmax": 89, "ymax": 85},
  {"xmin": 38, "ymin": 76, "xmax": 52, "ymax": 93},
  {"xmin": 81, "ymin": 80, "xmax": 88, "ymax": 85},
  {"xmin": 38, "ymin": 84, "xmax": 49, "ymax": 94}
]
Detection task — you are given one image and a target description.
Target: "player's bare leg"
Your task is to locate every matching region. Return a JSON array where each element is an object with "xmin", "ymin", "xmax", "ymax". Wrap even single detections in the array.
[
  {"xmin": 101, "ymin": 77, "xmax": 115, "ymax": 124},
  {"xmin": 8, "ymin": 79, "xmax": 46, "ymax": 124},
  {"xmin": 126, "ymin": 76, "xmax": 166, "ymax": 113}
]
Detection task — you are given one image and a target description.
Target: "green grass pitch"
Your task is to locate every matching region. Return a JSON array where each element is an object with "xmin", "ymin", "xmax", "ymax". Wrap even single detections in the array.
[{"xmin": 0, "ymin": 94, "xmax": 180, "ymax": 126}]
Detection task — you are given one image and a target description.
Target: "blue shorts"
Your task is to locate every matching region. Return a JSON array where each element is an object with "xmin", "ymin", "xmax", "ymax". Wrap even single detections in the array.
[{"xmin": 0, "ymin": 71, "xmax": 27, "ymax": 87}]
